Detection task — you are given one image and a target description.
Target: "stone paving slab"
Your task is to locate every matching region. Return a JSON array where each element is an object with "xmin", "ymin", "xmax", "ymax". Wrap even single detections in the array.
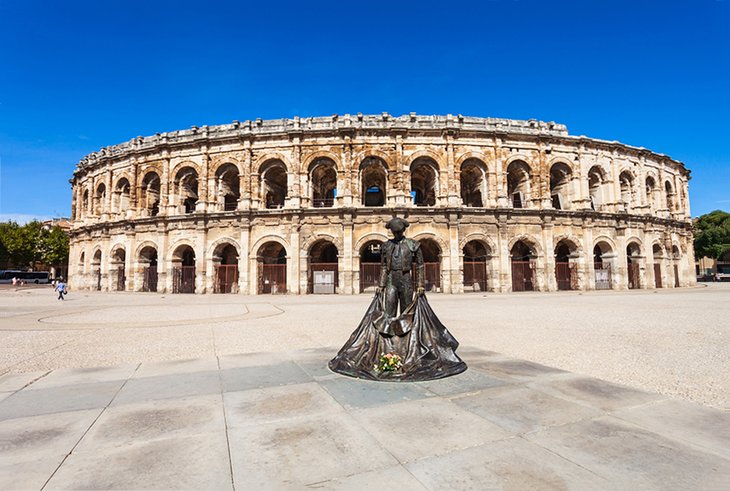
[{"xmin": 0, "ymin": 347, "xmax": 728, "ymax": 490}]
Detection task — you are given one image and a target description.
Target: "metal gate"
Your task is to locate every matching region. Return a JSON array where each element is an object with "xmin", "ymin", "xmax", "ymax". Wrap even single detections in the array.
[
  {"xmin": 674, "ymin": 264, "xmax": 680, "ymax": 287},
  {"xmin": 628, "ymin": 262, "xmax": 640, "ymax": 289},
  {"xmin": 555, "ymin": 262, "xmax": 576, "ymax": 291},
  {"xmin": 423, "ymin": 262, "xmax": 440, "ymax": 291},
  {"xmin": 464, "ymin": 261, "xmax": 487, "ymax": 291},
  {"xmin": 594, "ymin": 263, "xmax": 612, "ymax": 290},
  {"xmin": 142, "ymin": 266, "xmax": 158, "ymax": 292},
  {"xmin": 95, "ymin": 269, "xmax": 102, "ymax": 291},
  {"xmin": 172, "ymin": 266, "xmax": 196, "ymax": 293},
  {"xmin": 116, "ymin": 266, "xmax": 126, "ymax": 291},
  {"xmin": 215, "ymin": 265, "xmax": 238, "ymax": 293},
  {"xmin": 360, "ymin": 263, "xmax": 381, "ymax": 292},
  {"xmin": 309, "ymin": 263, "xmax": 338, "ymax": 293},
  {"xmin": 653, "ymin": 263, "xmax": 663, "ymax": 288},
  {"xmin": 259, "ymin": 263, "xmax": 286, "ymax": 294},
  {"xmin": 511, "ymin": 261, "xmax": 535, "ymax": 292}
]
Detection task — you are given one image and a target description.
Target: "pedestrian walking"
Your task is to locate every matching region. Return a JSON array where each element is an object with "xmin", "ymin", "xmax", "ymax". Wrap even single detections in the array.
[{"xmin": 55, "ymin": 279, "xmax": 67, "ymax": 300}]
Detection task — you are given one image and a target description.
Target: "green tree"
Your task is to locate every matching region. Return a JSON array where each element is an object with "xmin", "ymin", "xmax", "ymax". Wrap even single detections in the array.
[
  {"xmin": 694, "ymin": 210, "xmax": 730, "ymax": 259},
  {"xmin": 39, "ymin": 225, "xmax": 69, "ymax": 267}
]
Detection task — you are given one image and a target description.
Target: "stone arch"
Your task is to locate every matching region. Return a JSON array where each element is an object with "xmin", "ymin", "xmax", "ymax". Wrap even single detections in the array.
[
  {"xmin": 553, "ymin": 234, "xmax": 583, "ymax": 255},
  {"xmin": 140, "ymin": 171, "xmax": 161, "ymax": 216},
  {"xmin": 357, "ymin": 236, "xmax": 386, "ymax": 293},
  {"xmin": 308, "ymin": 157, "xmax": 338, "ymax": 208},
  {"xmin": 354, "ymin": 233, "xmax": 390, "ymax": 253},
  {"xmin": 507, "ymin": 234, "xmax": 543, "ymax": 257},
  {"xmin": 109, "ymin": 243, "xmax": 126, "ymax": 291},
  {"xmin": 645, "ymin": 174, "xmax": 658, "ymax": 209},
  {"xmin": 94, "ymin": 182, "xmax": 107, "ymax": 215},
  {"xmin": 460, "ymin": 158, "xmax": 488, "ymax": 207},
  {"xmin": 91, "ymin": 248, "xmax": 103, "ymax": 291},
  {"xmin": 549, "ymin": 161, "xmax": 573, "ymax": 210},
  {"xmin": 462, "ymin": 238, "xmax": 493, "ymax": 292},
  {"xmin": 619, "ymin": 169, "xmax": 636, "ymax": 210},
  {"xmin": 510, "ymin": 237, "xmax": 539, "ymax": 292},
  {"xmin": 664, "ymin": 180, "xmax": 675, "ymax": 211},
  {"xmin": 255, "ymin": 153, "xmax": 292, "ymax": 174},
  {"xmin": 173, "ymin": 165, "xmax": 200, "ymax": 214},
  {"xmin": 214, "ymin": 162, "xmax": 241, "ymax": 211},
  {"xmin": 592, "ymin": 235, "xmax": 617, "ymax": 252},
  {"xmin": 256, "ymin": 240, "xmax": 288, "ymax": 294},
  {"xmin": 170, "ymin": 160, "xmax": 201, "ymax": 181},
  {"xmin": 302, "ymin": 150, "xmax": 342, "ymax": 172},
  {"xmin": 554, "ymin": 237, "xmax": 581, "ymax": 291},
  {"xmin": 502, "ymin": 154, "xmax": 533, "ymax": 173},
  {"xmin": 113, "ymin": 177, "xmax": 131, "ymax": 214},
  {"xmin": 301, "ymin": 233, "xmax": 344, "ymax": 257},
  {"xmin": 410, "ymin": 156, "xmax": 440, "ymax": 206},
  {"xmin": 208, "ymin": 237, "xmax": 241, "ymax": 259},
  {"xmin": 137, "ymin": 242, "xmax": 159, "ymax": 292},
  {"xmin": 135, "ymin": 240, "xmax": 160, "ymax": 259},
  {"xmin": 415, "ymin": 234, "xmax": 443, "ymax": 291},
  {"xmin": 626, "ymin": 239, "xmax": 644, "ymax": 289},
  {"xmin": 587, "ymin": 164, "xmax": 609, "ymax": 210},
  {"xmin": 170, "ymin": 242, "xmax": 196, "ymax": 293},
  {"xmin": 209, "ymin": 156, "xmax": 242, "ymax": 177},
  {"xmin": 250, "ymin": 235, "xmax": 291, "ymax": 258},
  {"xmin": 359, "ymin": 156, "xmax": 389, "ymax": 206},
  {"xmin": 258, "ymin": 158, "xmax": 288, "ymax": 209},
  {"xmin": 407, "ymin": 149, "xmax": 444, "ymax": 169},
  {"xmin": 652, "ymin": 241, "xmax": 665, "ymax": 258},
  {"xmin": 354, "ymin": 149, "xmax": 392, "ymax": 170},
  {"xmin": 456, "ymin": 151, "xmax": 491, "ymax": 169},
  {"xmin": 411, "ymin": 233, "xmax": 449, "ymax": 258},
  {"xmin": 169, "ymin": 239, "xmax": 197, "ymax": 260},
  {"xmin": 306, "ymin": 238, "xmax": 340, "ymax": 294},
  {"xmin": 505, "ymin": 159, "xmax": 532, "ymax": 208}
]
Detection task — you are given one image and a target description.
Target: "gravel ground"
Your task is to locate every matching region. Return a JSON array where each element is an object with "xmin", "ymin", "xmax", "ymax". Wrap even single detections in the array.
[{"xmin": 1, "ymin": 283, "xmax": 728, "ymax": 409}]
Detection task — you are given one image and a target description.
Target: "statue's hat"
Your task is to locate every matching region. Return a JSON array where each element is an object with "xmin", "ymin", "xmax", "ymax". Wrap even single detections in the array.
[{"xmin": 385, "ymin": 217, "xmax": 409, "ymax": 233}]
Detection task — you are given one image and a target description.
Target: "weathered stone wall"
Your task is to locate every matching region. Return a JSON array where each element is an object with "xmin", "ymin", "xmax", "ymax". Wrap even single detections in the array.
[{"xmin": 69, "ymin": 114, "xmax": 694, "ymax": 294}]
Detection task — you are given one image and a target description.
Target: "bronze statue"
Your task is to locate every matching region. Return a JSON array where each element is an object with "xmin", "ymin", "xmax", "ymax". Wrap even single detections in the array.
[{"xmin": 329, "ymin": 217, "xmax": 467, "ymax": 381}]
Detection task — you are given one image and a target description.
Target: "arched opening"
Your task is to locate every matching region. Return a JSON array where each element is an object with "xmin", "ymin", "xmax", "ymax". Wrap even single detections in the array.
[
  {"xmin": 111, "ymin": 247, "xmax": 126, "ymax": 291},
  {"xmin": 113, "ymin": 178, "xmax": 130, "ymax": 215},
  {"xmin": 94, "ymin": 183, "xmax": 106, "ymax": 215},
  {"xmin": 645, "ymin": 176, "xmax": 657, "ymax": 211},
  {"xmin": 511, "ymin": 241, "xmax": 535, "ymax": 291},
  {"xmin": 626, "ymin": 242, "xmax": 642, "ymax": 289},
  {"xmin": 665, "ymin": 181, "xmax": 675, "ymax": 212},
  {"xmin": 213, "ymin": 243, "xmax": 239, "ymax": 293},
  {"xmin": 140, "ymin": 172, "xmax": 161, "ymax": 216},
  {"xmin": 549, "ymin": 162, "xmax": 572, "ymax": 210},
  {"xmin": 653, "ymin": 243, "xmax": 664, "ymax": 288},
  {"xmin": 619, "ymin": 171, "xmax": 635, "ymax": 211},
  {"xmin": 554, "ymin": 240, "xmax": 578, "ymax": 290},
  {"xmin": 78, "ymin": 251, "xmax": 86, "ymax": 277},
  {"xmin": 215, "ymin": 163, "xmax": 240, "ymax": 212},
  {"xmin": 360, "ymin": 157, "xmax": 387, "ymax": 207},
  {"xmin": 507, "ymin": 160, "xmax": 531, "ymax": 208},
  {"xmin": 257, "ymin": 242, "xmax": 287, "ymax": 294},
  {"xmin": 418, "ymin": 238, "xmax": 441, "ymax": 291},
  {"xmin": 463, "ymin": 240, "xmax": 490, "ymax": 292},
  {"xmin": 587, "ymin": 166, "xmax": 605, "ymax": 211},
  {"xmin": 172, "ymin": 245, "xmax": 196, "ymax": 293},
  {"xmin": 460, "ymin": 159, "xmax": 486, "ymax": 207},
  {"xmin": 308, "ymin": 240, "xmax": 338, "ymax": 293},
  {"xmin": 261, "ymin": 160, "xmax": 287, "ymax": 209},
  {"xmin": 593, "ymin": 242, "xmax": 613, "ymax": 290},
  {"xmin": 410, "ymin": 157, "xmax": 438, "ymax": 206},
  {"xmin": 82, "ymin": 189, "xmax": 90, "ymax": 218},
  {"xmin": 139, "ymin": 246, "xmax": 158, "ymax": 292},
  {"xmin": 359, "ymin": 240, "xmax": 383, "ymax": 292},
  {"xmin": 672, "ymin": 245, "xmax": 681, "ymax": 287},
  {"xmin": 309, "ymin": 158, "xmax": 337, "ymax": 208},
  {"xmin": 174, "ymin": 167, "xmax": 199, "ymax": 214},
  {"xmin": 92, "ymin": 249, "xmax": 102, "ymax": 291}
]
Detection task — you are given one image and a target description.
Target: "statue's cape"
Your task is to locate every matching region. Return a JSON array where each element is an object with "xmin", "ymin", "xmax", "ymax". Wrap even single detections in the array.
[{"xmin": 328, "ymin": 292, "xmax": 467, "ymax": 381}]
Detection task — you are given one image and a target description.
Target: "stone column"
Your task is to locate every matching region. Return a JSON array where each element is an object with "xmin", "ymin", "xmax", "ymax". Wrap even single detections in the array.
[
  {"xmin": 161, "ymin": 153, "xmax": 172, "ymax": 215},
  {"xmin": 447, "ymin": 213, "xmax": 460, "ymax": 293},
  {"xmin": 238, "ymin": 223, "xmax": 250, "ymax": 294},
  {"xmin": 582, "ymin": 219, "xmax": 594, "ymax": 290},
  {"xmin": 497, "ymin": 215, "xmax": 510, "ymax": 292},
  {"xmin": 289, "ymin": 218, "xmax": 300, "ymax": 294},
  {"xmin": 343, "ymin": 214, "xmax": 354, "ymax": 294},
  {"xmin": 542, "ymin": 217, "xmax": 555, "ymax": 292}
]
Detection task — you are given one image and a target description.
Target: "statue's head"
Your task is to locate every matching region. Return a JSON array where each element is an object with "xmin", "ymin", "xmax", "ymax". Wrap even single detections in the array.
[{"xmin": 386, "ymin": 217, "xmax": 409, "ymax": 238}]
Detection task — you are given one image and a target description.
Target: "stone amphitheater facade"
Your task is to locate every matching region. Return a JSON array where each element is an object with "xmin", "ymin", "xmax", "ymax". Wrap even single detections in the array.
[{"xmin": 69, "ymin": 114, "xmax": 695, "ymax": 295}]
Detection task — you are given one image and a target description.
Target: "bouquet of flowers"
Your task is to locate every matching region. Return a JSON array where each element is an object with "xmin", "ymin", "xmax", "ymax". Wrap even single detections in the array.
[{"xmin": 375, "ymin": 352, "xmax": 403, "ymax": 372}]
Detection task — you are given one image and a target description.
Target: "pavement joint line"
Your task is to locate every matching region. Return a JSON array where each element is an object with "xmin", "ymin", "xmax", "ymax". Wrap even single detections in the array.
[
  {"xmin": 39, "ymin": 362, "xmax": 142, "ymax": 491},
  {"xmin": 0, "ymin": 369, "xmax": 52, "ymax": 391},
  {"xmin": 217, "ymin": 354, "xmax": 236, "ymax": 491},
  {"xmin": 517, "ymin": 433, "xmax": 610, "ymax": 482}
]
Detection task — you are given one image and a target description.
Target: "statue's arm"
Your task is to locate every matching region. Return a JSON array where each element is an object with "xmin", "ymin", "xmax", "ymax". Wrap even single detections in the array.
[
  {"xmin": 378, "ymin": 244, "xmax": 388, "ymax": 288},
  {"xmin": 415, "ymin": 245, "xmax": 425, "ymax": 290}
]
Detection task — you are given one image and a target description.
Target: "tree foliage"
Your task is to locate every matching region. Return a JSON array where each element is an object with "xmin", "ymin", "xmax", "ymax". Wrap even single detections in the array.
[
  {"xmin": 0, "ymin": 221, "xmax": 69, "ymax": 269},
  {"xmin": 694, "ymin": 210, "xmax": 730, "ymax": 259}
]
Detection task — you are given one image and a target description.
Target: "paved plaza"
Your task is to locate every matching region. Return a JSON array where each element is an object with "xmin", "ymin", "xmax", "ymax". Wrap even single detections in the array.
[{"xmin": 0, "ymin": 285, "xmax": 729, "ymax": 489}]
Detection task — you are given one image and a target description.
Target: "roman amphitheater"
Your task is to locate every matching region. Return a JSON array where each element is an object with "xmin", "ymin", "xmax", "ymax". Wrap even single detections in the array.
[{"xmin": 68, "ymin": 114, "xmax": 694, "ymax": 295}]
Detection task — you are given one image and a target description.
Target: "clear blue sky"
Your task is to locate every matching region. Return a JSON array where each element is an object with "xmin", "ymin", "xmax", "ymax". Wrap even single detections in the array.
[{"xmin": 1, "ymin": 0, "xmax": 728, "ymax": 221}]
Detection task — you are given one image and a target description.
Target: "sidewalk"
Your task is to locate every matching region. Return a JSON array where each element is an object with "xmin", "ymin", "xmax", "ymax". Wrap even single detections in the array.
[{"xmin": 1, "ymin": 347, "xmax": 727, "ymax": 490}]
